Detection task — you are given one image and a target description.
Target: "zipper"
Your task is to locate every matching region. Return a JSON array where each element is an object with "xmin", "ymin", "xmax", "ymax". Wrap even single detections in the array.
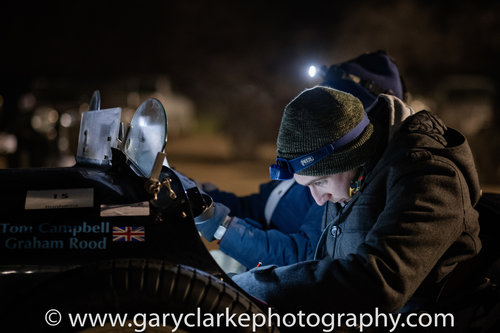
[
  {"xmin": 314, "ymin": 204, "xmax": 331, "ymax": 259},
  {"xmin": 329, "ymin": 204, "xmax": 345, "ymax": 259},
  {"xmin": 314, "ymin": 203, "xmax": 343, "ymax": 259},
  {"xmin": 314, "ymin": 188, "xmax": 364, "ymax": 260}
]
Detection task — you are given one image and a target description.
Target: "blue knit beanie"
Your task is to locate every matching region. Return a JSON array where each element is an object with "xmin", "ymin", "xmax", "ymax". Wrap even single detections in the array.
[{"xmin": 321, "ymin": 50, "xmax": 404, "ymax": 108}]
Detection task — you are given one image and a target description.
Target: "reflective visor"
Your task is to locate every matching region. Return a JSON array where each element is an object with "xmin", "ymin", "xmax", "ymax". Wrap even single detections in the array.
[{"xmin": 269, "ymin": 112, "xmax": 370, "ymax": 180}]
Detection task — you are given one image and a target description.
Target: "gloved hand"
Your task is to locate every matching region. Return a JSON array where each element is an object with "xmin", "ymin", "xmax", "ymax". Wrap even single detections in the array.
[
  {"xmin": 198, "ymin": 181, "xmax": 218, "ymax": 192},
  {"xmin": 170, "ymin": 169, "xmax": 218, "ymax": 194},
  {"xmin": 195, "ymin": 202, "xmax": 230, "ymax": 241},
  {"xmin": 171, "ymin": 169, "xmax": 199, "ymax": 191}
]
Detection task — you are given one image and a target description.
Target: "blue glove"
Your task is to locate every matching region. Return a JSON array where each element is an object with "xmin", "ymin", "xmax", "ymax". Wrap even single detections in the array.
[{"xmin": 195, "ymin": 202, "xmax": 230, "ymax": 241}]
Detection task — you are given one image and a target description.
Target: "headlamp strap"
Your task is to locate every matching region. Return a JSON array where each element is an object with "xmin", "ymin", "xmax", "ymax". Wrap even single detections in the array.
[{"xmin": 286, "ymin": 112, "xmax": 369, "ymax": 174}]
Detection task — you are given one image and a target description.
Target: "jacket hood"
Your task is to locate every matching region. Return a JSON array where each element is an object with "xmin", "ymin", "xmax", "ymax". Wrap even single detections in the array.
[
  {"xmin": 390, "ymin": 110, "xmax": 481, "ymax": 206},
  {"xmin": 366, "ymin": 95, "xmax": 481, "ymax": 206},
  {"xmin": 367, "ymin": 94, "xmax": 416, "ymax": 142}
]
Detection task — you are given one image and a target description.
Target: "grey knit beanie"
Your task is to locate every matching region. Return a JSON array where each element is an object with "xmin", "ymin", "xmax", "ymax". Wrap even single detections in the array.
[{"xmin": 277, "ymin": 86, "xmax": 378, "ymax": 176}]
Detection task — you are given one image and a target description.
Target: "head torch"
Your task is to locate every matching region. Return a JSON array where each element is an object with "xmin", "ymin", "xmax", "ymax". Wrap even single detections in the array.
[{"xmin": 269, "ymin": 112, "xmax": 370, "ymax": 180}]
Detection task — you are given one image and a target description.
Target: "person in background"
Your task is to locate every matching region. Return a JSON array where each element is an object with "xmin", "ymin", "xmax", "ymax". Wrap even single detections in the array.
[
  {"xmin": 197, "ymin": 51, "xmax": 407, "ymax": 271},
  {"xmin": 230, "ymin": 84, "xmax": 480, "ymax": 315}
]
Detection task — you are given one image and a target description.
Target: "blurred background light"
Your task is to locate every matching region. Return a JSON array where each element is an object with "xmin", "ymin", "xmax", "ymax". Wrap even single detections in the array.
[
  {"xmin": 59, "ymin": 113, "xmax": 73, "ymax": 128},
  {"xmin": 0, "ymin": 133, "xmax": 17, "ymax": 154}
]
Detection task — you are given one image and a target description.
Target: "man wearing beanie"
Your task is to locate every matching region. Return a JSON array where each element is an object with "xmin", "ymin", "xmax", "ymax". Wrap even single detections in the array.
[
  {"xmin": 231, "ymin": 85, "xmax": 481, "ymax": 316},
  {"xmin": 197, "ymin": 51, "xmax": 407, "ymax": 270}
]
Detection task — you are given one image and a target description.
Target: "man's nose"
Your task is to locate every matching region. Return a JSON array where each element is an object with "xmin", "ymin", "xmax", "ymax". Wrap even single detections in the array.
[{"xmin": 310, "ymin": 187, "xmax": 329, "ymax": 206}]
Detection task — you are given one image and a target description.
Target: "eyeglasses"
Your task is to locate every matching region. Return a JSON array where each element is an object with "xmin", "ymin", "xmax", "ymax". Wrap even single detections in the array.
[{"xmin": 269, "ymin": 112, "xmax": 370, "ymax": 180}]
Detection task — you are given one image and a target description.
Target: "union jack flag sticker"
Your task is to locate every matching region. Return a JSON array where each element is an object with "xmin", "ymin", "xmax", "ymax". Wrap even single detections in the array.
[{"xmin": 112, "ymin": 226, "xmax": 145, "ymax": 242}]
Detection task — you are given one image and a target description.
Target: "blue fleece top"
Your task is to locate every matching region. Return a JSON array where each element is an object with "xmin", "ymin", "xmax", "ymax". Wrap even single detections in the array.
[{"xmin": 206, "ymin": 181, "xmax": 323, "ymax": 268}]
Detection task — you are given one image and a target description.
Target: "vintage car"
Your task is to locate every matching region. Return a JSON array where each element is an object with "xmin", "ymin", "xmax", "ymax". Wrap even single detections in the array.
[
  {"xmin": 1, "ymin": 91, "xmax": 499, "ymax": 332},
  {"xmin": 0, "ymin": 92, "xmax": 277, "ymax": 332}
]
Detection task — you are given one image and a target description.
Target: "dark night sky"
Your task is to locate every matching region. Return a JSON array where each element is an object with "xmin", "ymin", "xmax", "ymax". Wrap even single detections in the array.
[
  {"xmin": 1, "ymin": 0, "xmax": 500, "ymax": 179},
  {"xmin": 2, "ymin": 1, "xmax": 500, "ymax": 101},
  {"xmin": 2, "ymin": 1, "xmax": 498, "ymax": 83}
]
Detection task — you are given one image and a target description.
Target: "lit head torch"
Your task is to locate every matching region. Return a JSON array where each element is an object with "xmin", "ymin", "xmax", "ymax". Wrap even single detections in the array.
[{"xmin": 269, "ymin": 112, "xmax": 370, "ymax": 180}]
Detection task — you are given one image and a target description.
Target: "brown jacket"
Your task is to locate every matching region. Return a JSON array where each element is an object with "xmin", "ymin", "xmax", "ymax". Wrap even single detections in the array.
[{"xmin": 232, "ymin": 98, "xmax": 481, "ymax": 314}]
